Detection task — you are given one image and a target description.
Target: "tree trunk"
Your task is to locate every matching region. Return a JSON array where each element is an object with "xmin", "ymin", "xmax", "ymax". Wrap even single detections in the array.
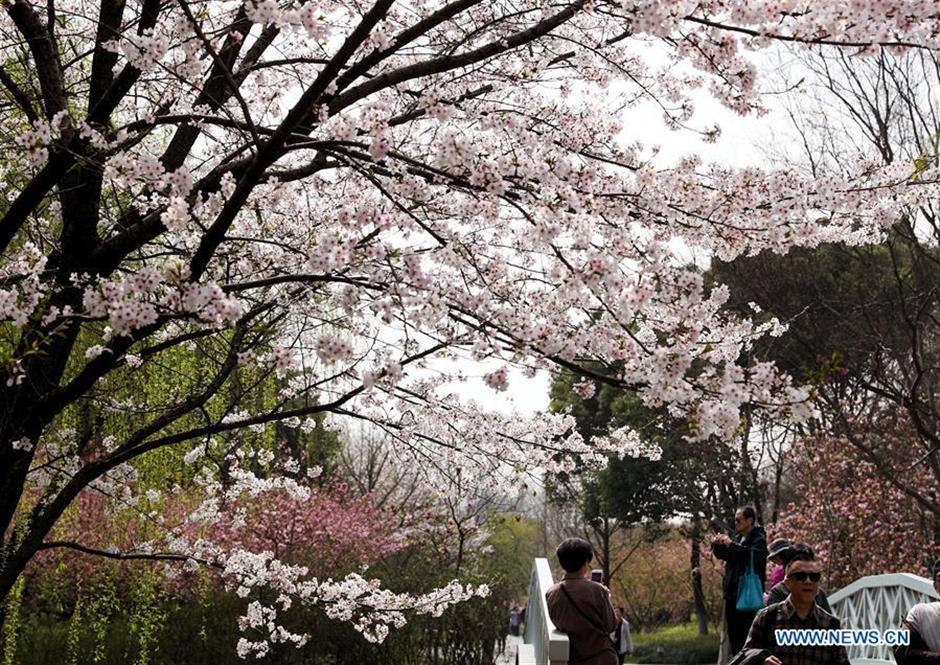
[
  {"xmin": 690, "ymin": 519, "xmax": 709, "ymax": 636},
  {"xmin": 594, "ymin": 517, "xmax": 612, "ymax": 586},
  {"xmin": 605, "ymin": 521, "xmax": 612, "ymax": 586},
  {"xmin": 771, "ymin": 451, "xmax": 784, "ymax": 524},
  {"xmin": 738, "ymin": 413, "xmax": 762, "ymax": 518}
]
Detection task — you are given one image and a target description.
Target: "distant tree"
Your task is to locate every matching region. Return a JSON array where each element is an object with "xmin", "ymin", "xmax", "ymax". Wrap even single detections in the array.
[
  {"xmin": 713, "ymin": 46, "xmax": 940, "ymax": 542},
  {"xmin": 548, "ymin": 369, "xmax": 743, "ymax": 634},
  {"xmin": 714, "ymin": 223, "xmax": 940, "ymax": 539}
]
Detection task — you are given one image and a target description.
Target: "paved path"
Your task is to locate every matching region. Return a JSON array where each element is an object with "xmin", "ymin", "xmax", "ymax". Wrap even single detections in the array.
[{"xmin": 495, "ymin": 634, "xmax": 523, "ymax": 664}]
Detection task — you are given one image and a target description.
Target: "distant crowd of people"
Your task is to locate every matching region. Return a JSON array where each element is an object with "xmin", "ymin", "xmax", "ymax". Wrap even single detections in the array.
[{"xmin": 521, "ymin": 505, "xmax": 940, "ymax": 665}]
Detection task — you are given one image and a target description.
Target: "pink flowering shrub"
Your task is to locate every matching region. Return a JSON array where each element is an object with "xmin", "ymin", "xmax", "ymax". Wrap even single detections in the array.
[
  {"xmin": 608, "ymin": 533, "xmax": 724, "ymax": 632},
  {"xmin": 210, "ymin": 483, "xmax": 402, "ymax": 568},
  {"xmin": 26, "ymin": 482, "xmax": 401, "ymax": 594},
  {"xmin": 26, "ymin": 491, "xmax": 146, "ymax": 585},
  {"xmin": 777, "ymin": 434, "xmax": 939, "ymax": 589}
]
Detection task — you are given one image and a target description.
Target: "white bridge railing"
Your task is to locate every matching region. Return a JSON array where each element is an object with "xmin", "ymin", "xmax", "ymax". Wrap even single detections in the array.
[
  {"xmin": 829, "ymin": 573, "xmax": 939, "ymax": 665},
  {"xmin": 518, "ymin": 558, "xmax": 569, "ymax": 665}
]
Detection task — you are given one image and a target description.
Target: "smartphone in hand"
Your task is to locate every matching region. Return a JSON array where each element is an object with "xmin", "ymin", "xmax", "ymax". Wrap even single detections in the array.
[
  {"xmin": 709, "ymin": 518, "xmax": 733, "ymax": 536},
  {"xmin": 590, "ymin": 569, "xmax": 603, "ymax": 584}
]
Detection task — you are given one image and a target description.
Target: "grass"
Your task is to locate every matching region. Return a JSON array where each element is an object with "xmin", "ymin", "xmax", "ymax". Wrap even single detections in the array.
[{"xmin": 625, "ymin": 622, "xmax": 720, "ymax": 665}]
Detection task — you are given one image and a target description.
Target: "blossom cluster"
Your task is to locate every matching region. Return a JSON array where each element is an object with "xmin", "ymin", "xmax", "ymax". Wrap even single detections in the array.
[{"xmin": 79, "ymin": 264, "xmax": 241, "ymax": 336}]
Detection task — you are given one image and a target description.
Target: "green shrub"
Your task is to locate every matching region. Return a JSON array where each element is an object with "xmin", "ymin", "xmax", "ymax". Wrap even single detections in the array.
[{"xmin": 626, "ymin": 622, "xmax": 719, "ymax": 665}]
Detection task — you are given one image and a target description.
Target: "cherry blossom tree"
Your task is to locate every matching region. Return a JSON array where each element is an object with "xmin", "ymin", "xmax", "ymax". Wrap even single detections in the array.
[{"xmin": 3, "ymin": 0, "xmax": 940, "ymax": 656}]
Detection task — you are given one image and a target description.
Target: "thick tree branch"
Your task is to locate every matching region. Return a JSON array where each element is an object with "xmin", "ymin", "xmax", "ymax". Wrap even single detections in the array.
[
  {"xmin": 187, "ymin": 0, "xmax": 397, "ymax": 282},
  {"xmin": 37, "ymin": 540, "xmax": 223, "ymax": 568},
  {"xmin": 329, "ymin": 2, "xmax": 586, "ymax": 113},
  {"xmin": 0, "ymin": 64, "xmax": 38, "ymax": 121},
  {"xmin": 8, "ymin": 0, "xmax": 66, "ymax": 119}
]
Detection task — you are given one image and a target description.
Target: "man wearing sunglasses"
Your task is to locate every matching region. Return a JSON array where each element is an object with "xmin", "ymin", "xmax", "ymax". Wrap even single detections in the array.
[
  {"xmin": 765, "ymin": 544, "xmax": 833, "ymax": 613},
  {"xmin": 735, "ymin": 546, "xmax": 849, "ymax": 665},
  {"xmin": 894, "ymin": 559, "xmax": 940, "ymax": 665}
]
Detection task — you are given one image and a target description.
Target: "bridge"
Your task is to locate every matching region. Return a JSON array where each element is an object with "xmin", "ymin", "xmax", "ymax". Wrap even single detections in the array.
[
  {"xmin": 829, "ymin": 573, "xmax": 939, "ymax": 665},
  {"xmin": 518, "ymin": 559, "xmax": 939, "ymax": 665},
  {"xmin": 517, "ymin": 558, "xmax": 568, "ymax": 665}
]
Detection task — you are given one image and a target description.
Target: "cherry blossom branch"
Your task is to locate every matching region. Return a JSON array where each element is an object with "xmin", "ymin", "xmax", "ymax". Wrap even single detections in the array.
[
  {"xmin": 683, "ymin": 15, "xmax": 930, "ymax": 51},
  {"xmin": 331, "ymin": 0, "xmax": 480, "ymax": 95},
  {"xmin": 222, "ymin": 273, "xmax": 386, "ymax": 294},
  {"xmin": 186, "ymin": 0, "xmax": 397, "ymax": 282},
  {"xmin": 173, "ymin": 0, "xmax": 261, "ymax": 148},
  {"xmin": 329, "ymin": 1, "xmax": 586, "ymax": 112},
  {"xmin": 36, "ymin": 541, "xmax": 224, "ymax": 568}
]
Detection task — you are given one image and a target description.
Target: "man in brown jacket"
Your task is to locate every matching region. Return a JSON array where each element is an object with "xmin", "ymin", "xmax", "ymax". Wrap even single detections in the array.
[{"xmin": 546, "ymin": 538, "xmax": 618, "ymax": 665}]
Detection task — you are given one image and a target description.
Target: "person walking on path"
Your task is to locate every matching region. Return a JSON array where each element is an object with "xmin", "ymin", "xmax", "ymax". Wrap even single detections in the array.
[
  {"xmin": 546, "ymin": 538, "xmax": 618, "ymax": 665},
  {"xmin": 712, "ymin": 506, "xmax": 768, "ymax": 655},
  {"xmin": 509, "ymin": 604, "xmax": 521, "ymax": 637},
  {"xmin": 610, "ymin": 606, "xmax": 633, "ymax": 665}
]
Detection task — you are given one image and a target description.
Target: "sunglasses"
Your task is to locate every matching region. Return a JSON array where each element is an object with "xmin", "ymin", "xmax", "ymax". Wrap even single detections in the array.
[{"xmin": 787, "ymin": 572, "xmax": 822, "ymax": 583}]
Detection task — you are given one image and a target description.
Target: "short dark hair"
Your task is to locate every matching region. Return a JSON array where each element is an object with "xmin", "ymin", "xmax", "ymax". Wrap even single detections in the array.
[
  {"xmin": 785, "ymin": 543, "xmax": 816, "ymax": 572},
  {"xmin": 737, "ymin": 506, "xmax": 757, "ymax": 521},
  {"xmin": 931, "ymin": 558, "xmax": 940, "ymax": 580},
  {"xmin": 556, "ymin": 538, "xmax": 593, "ymax": 573}
]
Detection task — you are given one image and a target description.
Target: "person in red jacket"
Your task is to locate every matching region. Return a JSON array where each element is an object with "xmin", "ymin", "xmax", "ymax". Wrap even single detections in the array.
[{"xmin": 764, "ymin": 539, "xmax": 792, "ymax": 603}]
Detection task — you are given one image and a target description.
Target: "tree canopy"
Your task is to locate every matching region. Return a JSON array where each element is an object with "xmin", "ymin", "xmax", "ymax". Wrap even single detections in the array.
[{"xmin": 3, "ymin": 0, "xmax": 940, "ymax": 656}]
